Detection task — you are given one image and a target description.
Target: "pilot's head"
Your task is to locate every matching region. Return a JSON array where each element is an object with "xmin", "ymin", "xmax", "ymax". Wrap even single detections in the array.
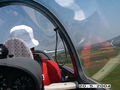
[
  {"xmin": 0, "ymin": 44, "xmax": 8, "ymax": 59},
  {"xmin": 10, "ymin": 25, "xmax": 39, "ymax": 49}
]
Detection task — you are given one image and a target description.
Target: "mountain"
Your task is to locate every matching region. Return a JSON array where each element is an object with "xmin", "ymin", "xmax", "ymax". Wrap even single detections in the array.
[{"xmin": 108, "ymin": 35, "xmax": 120, "ymax": 47}]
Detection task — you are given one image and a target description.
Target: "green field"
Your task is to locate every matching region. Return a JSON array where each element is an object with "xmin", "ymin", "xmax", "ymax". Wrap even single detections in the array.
[
  {"xmin": 56, "ymin": 45, "xmax": 120, "ymax": 90},
  {"xmin": 81, "ymin": 46, "xmax": 120, "ymax": 90}
]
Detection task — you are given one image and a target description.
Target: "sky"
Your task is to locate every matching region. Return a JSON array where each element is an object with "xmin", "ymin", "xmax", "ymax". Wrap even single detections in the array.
[
  {"xmin": 0, "ymin": 0, "xmax": 120, "ymax": 49},
  {"xmin": 43, "ymin": 0, "xmax": 120, "ymax": 45}
]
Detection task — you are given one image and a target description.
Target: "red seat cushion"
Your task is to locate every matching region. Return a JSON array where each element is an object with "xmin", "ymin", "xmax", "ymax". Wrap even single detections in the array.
[{"xmin": 34, "ymin": 55, "xmax": 62, "ymax": 85}]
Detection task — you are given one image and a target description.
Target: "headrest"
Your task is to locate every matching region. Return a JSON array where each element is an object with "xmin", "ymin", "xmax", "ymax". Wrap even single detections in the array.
[
  {"xmin": 0, "ymin": 44, "xmax": 8, "ymax": 59},
  {"xmin": 5, "ymin": 38, "xmax": 33, "ymax": 59}
]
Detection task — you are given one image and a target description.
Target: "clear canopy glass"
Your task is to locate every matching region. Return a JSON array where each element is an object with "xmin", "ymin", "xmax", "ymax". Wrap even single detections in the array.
[
  {"xmin": 0, "ymin": 0, "xmax": 120, "ymax": 89},
  {"xmin": 36, "ymin": 0, "xmax": 120, "ymax": 90}
]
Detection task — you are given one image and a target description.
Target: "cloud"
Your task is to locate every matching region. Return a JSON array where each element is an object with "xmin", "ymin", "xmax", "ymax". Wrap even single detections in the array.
[
  {"xmin": 55, "ymin": 0, "xmax": 74, "ymax": 7},
  {"xmin": 74, "ymin": 10, "xmax": 86, "ymax": 21},
  {"xmin": 55, "ymin": 0, "xmax": 86, "ymax": 21},
  {"xmin": 22, "ymin": 6, "xmax": 40, "ymax": 27}
]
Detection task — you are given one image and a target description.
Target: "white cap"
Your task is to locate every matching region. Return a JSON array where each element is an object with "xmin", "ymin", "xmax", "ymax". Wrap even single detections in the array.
[{"xmin": 10, "ymin": 25, "xmax": 39, "ymax": 48}]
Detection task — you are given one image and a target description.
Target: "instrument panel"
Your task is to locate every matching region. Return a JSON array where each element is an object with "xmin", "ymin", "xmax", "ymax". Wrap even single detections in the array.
[{"xmin": 0, "ymin": 66, "xmax": 36, "ymax": 90}]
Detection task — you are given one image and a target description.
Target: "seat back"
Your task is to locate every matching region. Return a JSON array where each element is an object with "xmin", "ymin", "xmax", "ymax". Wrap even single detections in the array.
[
  {"xmin": 5, "ymin": 38, "xmax": 33, "ymax": 59},
  {"xmin": 34, "ymin": 54, "xmax": 62, "ymax": 85}
]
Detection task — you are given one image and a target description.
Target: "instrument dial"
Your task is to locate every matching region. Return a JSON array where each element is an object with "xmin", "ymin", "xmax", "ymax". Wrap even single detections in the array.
[
  {"xmin": 0, "ymin": 72, "xmax": 7, "ymax": 90},
  {"xmin": 12, "ymin": 75, "xmax": 35, "ymax": 90}
]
